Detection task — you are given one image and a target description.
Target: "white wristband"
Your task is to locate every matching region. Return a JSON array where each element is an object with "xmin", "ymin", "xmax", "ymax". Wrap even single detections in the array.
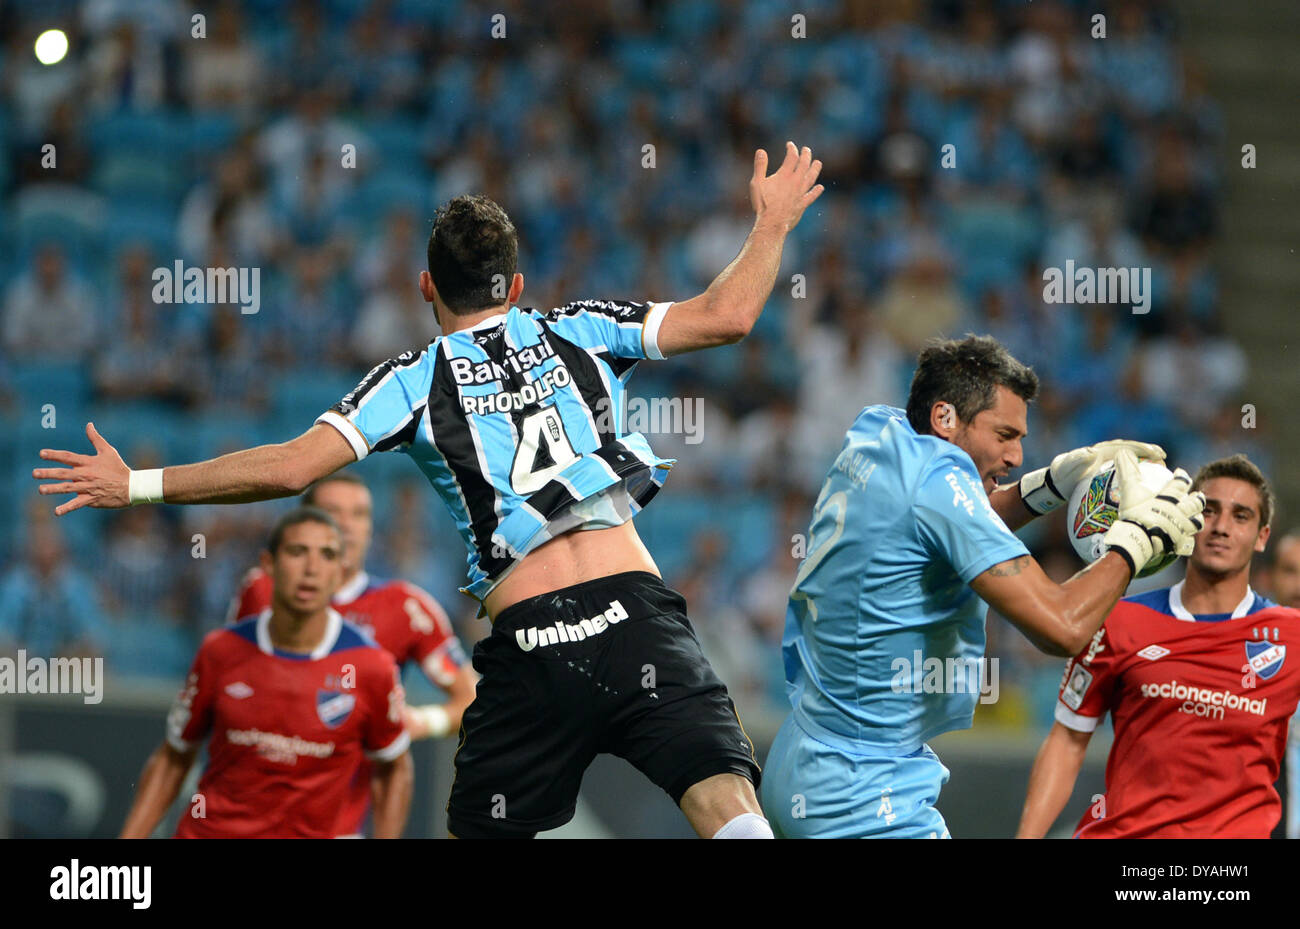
[
  {"xmin": 128, "ymin": 468, "xmax": 165, "ymax": 505},
  {"xmin": 414, "ymin": 705, "xmax": 451, "ymax": 739}
]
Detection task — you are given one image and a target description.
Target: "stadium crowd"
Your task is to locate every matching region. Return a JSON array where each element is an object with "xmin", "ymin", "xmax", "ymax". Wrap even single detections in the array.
[{"xmin": 0, "ymin": 0, "xmax": 1275, "ymax": 728}]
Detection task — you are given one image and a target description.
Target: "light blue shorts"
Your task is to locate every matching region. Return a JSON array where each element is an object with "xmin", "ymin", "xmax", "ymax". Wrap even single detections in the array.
[{"xmin": 760, "ymin": 714, "xmax": 951, "ymax": 838}]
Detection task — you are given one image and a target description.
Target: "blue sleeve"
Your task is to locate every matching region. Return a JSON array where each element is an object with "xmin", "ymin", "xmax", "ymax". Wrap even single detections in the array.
[
  {"xmin": 316, "ymin": 349, "xmax": 434, "ymax": 460},
  {"xmin": 913, "ymin": 456, "xmax": 1029, "ymax": 583},
  {"xmin": 541, "ymin": 299, "xmax": 672, "ymax": 361}
]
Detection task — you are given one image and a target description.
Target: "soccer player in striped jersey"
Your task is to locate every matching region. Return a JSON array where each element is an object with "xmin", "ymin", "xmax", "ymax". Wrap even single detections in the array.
[
  {"xmin": 1017, "ymin": 455, "xmax": 1300, "ymax": 838},
  {"xmin": 120, "ymin": 508, "xmax": 412, "ymax": 839},
  {"xmin": 37, "ymin": 141, "xmax": 824, "ymax": 839},
  {"xmin": 226, "ymin": 471, "xmax": 476, "ymax": 838}
]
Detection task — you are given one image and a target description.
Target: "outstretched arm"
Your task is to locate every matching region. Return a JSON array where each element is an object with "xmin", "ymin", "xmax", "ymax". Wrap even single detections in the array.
[
  {"xmin": 656, "ymin": 141, "xmax": 823, "ymax": 356},
  {"xmin": 35, "ymin": 421, "xmax": 357, "ymax": 515}
]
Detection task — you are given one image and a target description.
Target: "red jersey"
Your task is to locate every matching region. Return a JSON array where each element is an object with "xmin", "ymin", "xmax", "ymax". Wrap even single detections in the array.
[
  {"xmin": 1056, "ymin": 583, "xmax": 1300, "ymax": 838},
  {"xmin": 168, "ymin": 609, "xmax": 409, "ymax": 839},
  {"xmin": 227, "ymin": 568, "xmax": 467, "ymax": 835}
]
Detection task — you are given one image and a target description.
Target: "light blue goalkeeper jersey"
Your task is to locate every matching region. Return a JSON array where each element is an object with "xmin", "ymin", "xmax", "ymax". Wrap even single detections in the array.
[
  {"xmin": 782, "ymin": 404, "xmax": 1029, "ymax": 755},
  {"xmin": 317, "ymin": 300, "xmax": 675, "ymax": 607}
]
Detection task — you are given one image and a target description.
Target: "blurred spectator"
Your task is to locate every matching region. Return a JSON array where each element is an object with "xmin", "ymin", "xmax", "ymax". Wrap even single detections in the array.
[
  {"xmin": 793, "ymin": 300, "xmax": 905, "ymax": 489},
  {"xmin": 85, "ymin": 19, "xmax": 171, "ymax": 112},
  {"xmin": 178, "ymin": 145, "xmax": 281, "ymax": 265},
  {"xmin": 98, "ymin": 506, "xmax": 182, "ymax": 621},
  {"xmin": 183, "ymin": 0, "xmax": 265, "ymax": 113},
  {"xmin": 1132, "ymin": 124, "xmax": 1217, "ymax": 257},
  {"xmin": 2, "ymin": 244, "xmax": 98, "ymax": 361},
  {"xmin": 0, "ymin": 514, "xmax": 106, "ymax": 659},
  {"xmin": 94, "ymin": 246, "xmax": 200, "ymax": 407},
  {"xmin": 351, "ymin": 260, "xmax": 436, "ymax": 363},
  {"xmin": 1137, "ymin": 321, "xmax": 1247, "ymax": 430},
  {"xmin": 268, "ymin": 249, "xmax": 352, "ymax": 369}
]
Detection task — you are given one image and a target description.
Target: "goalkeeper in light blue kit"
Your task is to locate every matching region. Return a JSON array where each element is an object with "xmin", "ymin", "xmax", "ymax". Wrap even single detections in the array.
[{"xmin": 762, "ymin": 336, "xmax": 1208, "ymax": 838}]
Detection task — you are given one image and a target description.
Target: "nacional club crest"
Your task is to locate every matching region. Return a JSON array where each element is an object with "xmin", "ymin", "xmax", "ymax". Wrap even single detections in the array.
[
  {"xmin": 1073, "ymin": 470, "xmax": 1118, "ymax": 538},
  {"xmin": 1244, "ymin": 641, "xmax": 1286, "ymax": 681},
  {"xmin": 316, "ymin": 689, "xmax": 356, "ymax": 728}
]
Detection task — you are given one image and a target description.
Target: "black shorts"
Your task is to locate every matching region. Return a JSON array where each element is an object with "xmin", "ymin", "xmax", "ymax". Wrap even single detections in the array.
[{"xmin": 446, "ymin": 571, "xmax": 760, "ymax": 838}]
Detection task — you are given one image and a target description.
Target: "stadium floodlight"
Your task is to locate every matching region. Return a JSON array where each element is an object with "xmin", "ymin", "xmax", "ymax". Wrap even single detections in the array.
[{"xmin": 34, "ymin": 29, "xmax": 68, "ymax": 66}]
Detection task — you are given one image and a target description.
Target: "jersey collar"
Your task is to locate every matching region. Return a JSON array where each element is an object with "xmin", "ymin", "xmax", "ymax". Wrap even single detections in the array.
[
  {"xmin": 333, "ymin": 570, "xmax": 370, "ymax": 604},
  {"xmin": 255, "ymin": 607, "xmax": 344, "ymax": 659},
  {"xmin": 469, "ymin": 309, "xmax": 510, "ymax": 330},
  {"xmin": 1168, "ymin": 580, "xmax": 1255, "ymax": 622}
]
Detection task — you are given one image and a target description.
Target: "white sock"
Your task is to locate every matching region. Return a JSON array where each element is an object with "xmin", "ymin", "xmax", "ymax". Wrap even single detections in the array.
[{"xmin": 712, "ymin": 812, "xmax": 774, "ymax": 839}]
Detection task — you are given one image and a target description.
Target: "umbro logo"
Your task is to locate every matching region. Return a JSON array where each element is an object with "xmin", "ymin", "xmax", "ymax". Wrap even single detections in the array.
[
  {"xmin": 1137, "ymin": 645, "xmax": 1170, "ymax": 662},
  {"xmin": 225, "ymin": 682, "xmax": 254, "ymax": 698}
]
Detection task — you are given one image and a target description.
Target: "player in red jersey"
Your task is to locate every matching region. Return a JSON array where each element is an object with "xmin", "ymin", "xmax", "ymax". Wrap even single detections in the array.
[
  {"xmin": 120, "ymin": 508, "xmax": 413, "ymax": 839},
  {"xmin": 1017, "ymin": 454, "xmax": 1300, "ymax": 838},
  {"xmin": 227, "ymin": 471, "xmax": 476, "ymax": 836}
]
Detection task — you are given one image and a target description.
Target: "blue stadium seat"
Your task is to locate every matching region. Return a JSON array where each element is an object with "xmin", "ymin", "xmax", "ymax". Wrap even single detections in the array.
[
  {"xmin": 109, "ymin": 613, "xmax": 196, "ymax": 680},
  {"xmin": 347, "ymin": 171, "xmax": 432, "ymax": 228},
  {"xmin": 92, "ymin": 154, "xmax": 184, "ymax": 206},
  {"xmin": 9, "ymin": 363, "xmax": 92, "ymax": 410},
  {"xmin": 102, "ymin": 204, "xmax": 177, "ymax": 257},
  {"xmin": 269, "ymin": 369, "xmax": 360, "ymax": 427},
  {"xmin": 363, "ymin": 119, "xmax": 426, "ymax": 173},
  {"xmin": 942, "ymin": 200, "xmax": 1040, "ymax": 293},
  {"xmin": 185, "ymin": 113, "xmax": 241, "ymax": 158},
  {"xmin": 87, "ymin": 111, "xmax": 186, "ymax": 161},
  {"xmin": 12, "ymin": 184, "xmax": 107, "ymax": 258}
]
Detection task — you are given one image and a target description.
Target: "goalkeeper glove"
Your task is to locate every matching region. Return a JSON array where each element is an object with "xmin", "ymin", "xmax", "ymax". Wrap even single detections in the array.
[
  {"xmin": 1100, "ymin": 450, "xmax": 1206, "ymax": 576},
  {"xmin": 1020, "ymin": 438, "xmax": 1167, "ymax": 516}
]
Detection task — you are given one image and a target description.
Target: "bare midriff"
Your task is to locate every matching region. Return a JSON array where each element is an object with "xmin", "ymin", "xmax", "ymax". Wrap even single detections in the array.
[{"xmin": 482, "ymin": 521, "xmax": 661, "ymax": 621}]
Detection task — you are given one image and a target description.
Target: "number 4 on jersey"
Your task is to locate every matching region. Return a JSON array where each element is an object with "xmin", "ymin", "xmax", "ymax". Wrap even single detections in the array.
[{"xmin": 510, "ymin": 407, "xmax": 579, "ymax": 494}]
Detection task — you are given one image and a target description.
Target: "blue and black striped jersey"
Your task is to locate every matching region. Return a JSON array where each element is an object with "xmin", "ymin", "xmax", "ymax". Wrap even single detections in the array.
[{"xmin": 317, "ymin": 299, "xmax": 675, "ymax": 606}]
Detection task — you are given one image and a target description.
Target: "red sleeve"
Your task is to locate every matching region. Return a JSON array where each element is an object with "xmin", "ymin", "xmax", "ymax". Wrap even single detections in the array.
[
  {"xmin": 1055, "ymin": 621, "xmax": 1124, "ymax": 733},
  {"xmin": 225, "ymin": 568, "xmax": 271, "ymax": 625},
  {"xmin": 396, "ymin": 581, "xmax": 469, "ymax": 688},
  {"xmin": 166, "ymin": 635, "xmax": 219, "ymax": 751},
  {"xmin": 362, "ymin": 653, "xmax": 410, "ymax": 762}
]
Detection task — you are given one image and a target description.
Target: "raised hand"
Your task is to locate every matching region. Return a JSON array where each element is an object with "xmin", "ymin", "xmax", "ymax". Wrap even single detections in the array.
[{"xmin": 749, "ymin": 141, "xmax": 824, "ymax": 234}]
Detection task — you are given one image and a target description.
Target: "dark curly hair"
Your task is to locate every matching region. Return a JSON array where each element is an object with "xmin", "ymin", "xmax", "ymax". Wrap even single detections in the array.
[
  {"xmin": 426, "ymin": 194, "xmax": 519, "ymax": 313},
  {"xmin": 905, "ymin": 334, "xmax": 1039, "ymax": 435}
]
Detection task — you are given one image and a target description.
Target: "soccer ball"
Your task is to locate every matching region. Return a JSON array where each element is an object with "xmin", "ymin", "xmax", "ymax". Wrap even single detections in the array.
[{"xmin": 1066, "ymin": 459, "xmax": 1179, "ymax": 578}]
